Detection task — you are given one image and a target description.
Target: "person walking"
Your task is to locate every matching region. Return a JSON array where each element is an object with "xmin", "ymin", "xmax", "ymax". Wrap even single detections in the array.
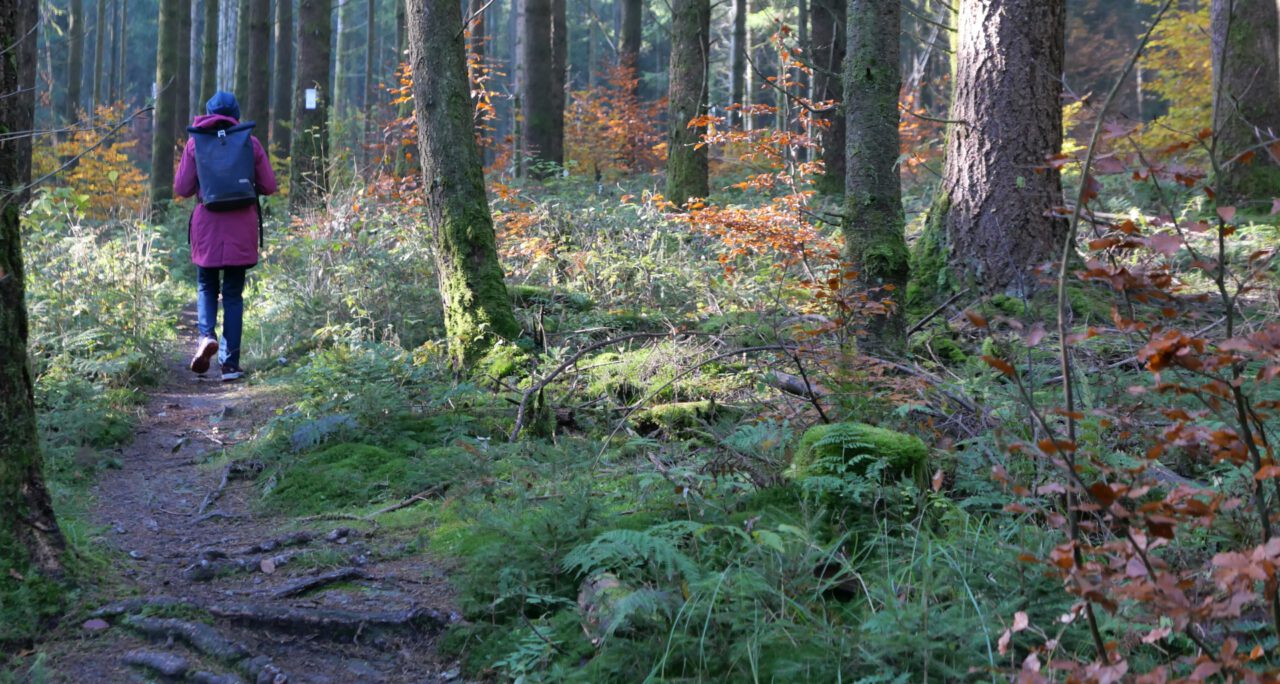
[{"xmin": 174, "ymin": 91, "xmax": 278, "ymax": 381}]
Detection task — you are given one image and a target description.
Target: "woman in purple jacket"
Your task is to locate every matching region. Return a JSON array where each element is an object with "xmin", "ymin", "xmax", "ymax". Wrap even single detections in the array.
[{"xmin": 174, "ymin": 91, "xmax": 278, "ymax": 381}]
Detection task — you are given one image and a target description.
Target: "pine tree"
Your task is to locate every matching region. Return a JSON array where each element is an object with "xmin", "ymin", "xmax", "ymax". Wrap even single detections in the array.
[
  {"xmin": 810, "ymin": 0, "xmax": 844, "ymax": 193},
  {"xmin": 844, "ymin": 0, "xmax": 907, "ymax": 352},
  {"xmin": 664, "ymin": 0, "xmax": 709, "ymax": 204},
  {"xmin": 289, "ymin": 0, "xmax": 332, "ymax": 211},
  {"xmin": 151, "ymin": 0, "xmax": 181, "ymax": 209},
  {"xmin": 405, "ymin": 0, "xmax": 520, "ymax": 367},
  {"xmin": 245, "ymin": 0, "xmax": 272, "ymax": 151},
  {"xmin": 202, "ymin": 0, "xmax": 220, "ymax": 99},
  {"xmin": 1211, "ymin": 0, "xmax": 1280, "ymax": 199},
  {"xmin": 0, "ymin": 0, "xmax": 68, "ymax": 586},
  {"xmin": 271, "ymin": 0, "xmax": 294, "ymax": 156}
]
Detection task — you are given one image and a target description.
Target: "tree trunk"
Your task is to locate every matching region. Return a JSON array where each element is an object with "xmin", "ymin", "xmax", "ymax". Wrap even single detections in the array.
[
  {"xmin": 405, "ymin": 0, "xmax": 520, "ymax": 368},
  {"xmin": 152, "ymin": 0, "xmax": 181, "ymax": 208},
  {"xmin": 468, "ymin": 0, "xmax": 485, "ymax": 86},
  {"xmin": 511, "ymin": 0, "xmax": 525, "ymax": 176},
  {"xmin": 365, "ymin": 0, "xmax": 377, "ymax": 112},
  {"xmin": 933, "ymin": 0, "xmax": 1067, "ymax": 296},
  {"xmin": 810, "ymin": 0, "xmax": 843, "ymax": 193},
  {"xmin": 202, "ymin": 0, "xmax": 219, "ymax": 99},
  {"xmin": 522, "ymin": 0, "xmax": 557, "ymax": 170},
  {"xmin": 620, "ymin": 0, "xmax": 641, "ymax": 75},
  {"xmin": 116, "ymin": 0, "xmax": 128, "ymax": 102},
  {"xmin": 289, "ymin": 0, "xmax": 331, "ymax": 211},
  {"xmin": 190, "ymin": 0, "xmax": 202, "ymax": 112},
  {"xmin": 0, "ymin": 0, "xmax": 68, "ymax": 581},
  {"xmin": 272, "ymin": 0, "xmax": 293, "ymax": 156},
  {"xmin": 550, "ymin": 0, "xmax": 566, "ymax": 162},
  {"xmin": 664, "ymin": 0, "xmax": 709, "ymax": 204},
  {"xmin": 235, "ymin": 0, "xmax": 251, "ymax": 96},
  {"xmin": 1211, "ymin": 0, "xmax": 1280, "ymax": 200},
  {"xmin": 67, "ymin": 0, "xmax": 85, "ymax": 120},
  {"xmin": 336, "ymin": 0, "xmax": 357, "ymax": 114},
  {"xmin": 176, "ymin": 0, "xmax": 193, "ymax": 123},
  {"xmin": 245, "ymin": 0, "xmax": 271, "ymax": 151},
  {"xmin": 844, "ymin": 0, "xmax": 907, "ymax": 352},
  {"xmin": 93, "ymin": 0, "xmax": 107, "ymax": 108},
  {"xmin": 729, "ymin": 0, "xmax": 745, "ymax": 126},
  {"xmin": 108, "ymin": 0, "xmax": 119, "ymax": 102}
]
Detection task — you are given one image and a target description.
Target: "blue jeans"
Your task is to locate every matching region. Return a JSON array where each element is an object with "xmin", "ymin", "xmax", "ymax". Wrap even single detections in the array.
[{"xmin": 196, "ymin": 266, "xmax": 247, "ymax": 369}]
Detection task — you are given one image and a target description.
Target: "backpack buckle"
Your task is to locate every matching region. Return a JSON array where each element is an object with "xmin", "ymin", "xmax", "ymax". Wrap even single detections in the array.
[{"xmin": 217, "ymin": 129, "xmax": 227, "ymax": 143}]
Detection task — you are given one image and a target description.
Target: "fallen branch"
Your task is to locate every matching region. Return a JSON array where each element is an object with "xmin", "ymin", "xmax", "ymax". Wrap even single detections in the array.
[
  {"xmin": 270, "ymin": 568, "xmax": 365, "ymax": 599},
  {"xmin": 197, "ymin": 466, "xmax": 231, "ymax": 516},
  {"xmin": 906, "ymin": 289, "xmax": 970, "ymax": 338}
]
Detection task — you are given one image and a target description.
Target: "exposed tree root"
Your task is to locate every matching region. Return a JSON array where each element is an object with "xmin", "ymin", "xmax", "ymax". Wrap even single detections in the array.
[
  {"xmin": 122, "ymin": 649, "xmax": 190, "ymax": 678},
  {"xmin": 269, "ymin": 567, "xmax": 365, "ymax": 599}
]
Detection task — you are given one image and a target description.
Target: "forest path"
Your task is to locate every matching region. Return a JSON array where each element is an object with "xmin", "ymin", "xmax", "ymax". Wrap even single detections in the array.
[{"xmin": 36, "ymin": 309, "xmax": 462, "ymax": 684}]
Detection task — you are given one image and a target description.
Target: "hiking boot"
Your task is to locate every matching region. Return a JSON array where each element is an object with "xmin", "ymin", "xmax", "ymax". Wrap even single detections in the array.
[
  {"xmin": 190, "ymin": 337, "xmax": 219, "ymax": 374},
  {"xmin": 220, "ymin": 364, "xmax": 244, "ymax": 382}
]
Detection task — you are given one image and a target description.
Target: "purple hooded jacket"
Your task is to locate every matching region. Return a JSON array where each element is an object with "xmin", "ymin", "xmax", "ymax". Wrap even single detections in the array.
[{"xmin": 174, "ymin": 113, "xmax": 279, "ymax": 268}]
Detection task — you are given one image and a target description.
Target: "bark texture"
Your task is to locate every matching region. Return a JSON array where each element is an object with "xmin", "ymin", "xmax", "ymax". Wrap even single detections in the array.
[
  {"xmin": 289, "ymin": 0, "xmax": 332, "ymax": 211},
  {"xmin": 844, "ymin": 0, "xmax": 907, "ymax": 352},
  {"xmin": 93, "ymin": 0, "xmax": 108, "ymax": 107},
  {"xmin": 620, "ymin": 0, "xmax": 642, "ymax": 78},
  {"xmin": 176, "ymin": 0, "xmax": 193, "ymax": 121},
  {"xmin": 1211, "ymin": 0, "xmax": 1280, "ymax": 199},
  {"xmin": 202, "ymin": 0, "xmax": 219, "ymax": 98},
  {"xmin": 550, "ymin": 0, "xmax": 566, "ymax": 162},
  {"xmin": 936, "ymin": 0, "xmax": 1066, "ymax": 295},
  {"xmin": 336, "ymin": 0, "xmax": 358, "ymax": 113},
  {"xmin": 116, "ymin": 0, "xmax": 128, "ymax": 101},
  {"xmin": 271, "ymin": 0, "xmax": 294, "ymax": 156},
  {"xmin": 152, "ymin": 0, "xmax": 181, "ymax": 207},
  {"xmin": 521, "ymin": 0, "xmax": 559, "ymax": 171},
  {"xmin": 235, "ymin": 0, "xmax": 251, "ymax": 96},
  {"xmin": 810, "ymin": 0, "xmax": 844, "ymax": 192},
  {"xmin": 664, "ymin": 0, "xmax": 709, "ymax": 204},
  {"xmin": 0, "ymin": 0, "xmax": 68, "ymax": 580},
  {"xmin": 729, "ymin": 0, "xmax": 746, "ymax": 126},
  {"xmin": 245, "ymin": 0, "xmax": 272, "ymax": 152},
  {"xmin": 405, "ymin": 0, "xmax": 520, "ymax": 367},
  {"xmin": 67, "ymin": 0, "xmax": 85, "ymax": 120}
]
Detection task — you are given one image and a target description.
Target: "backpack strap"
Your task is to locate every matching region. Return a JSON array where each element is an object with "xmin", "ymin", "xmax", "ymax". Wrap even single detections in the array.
[{"xmin": 256, "ymin": 197, "xmax": 264, "ymax": 249}]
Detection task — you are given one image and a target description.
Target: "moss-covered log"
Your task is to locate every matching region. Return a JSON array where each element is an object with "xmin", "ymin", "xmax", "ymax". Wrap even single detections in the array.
[
  {"xmin": 665, "ymin": 0, "xmax": 710, "ymax": 205},
  {"xmin": 289, "ymin": 0, "xmax": 332, "ymax": 212},
  {"xmin": 0, "ymin": 0, "xmax": 68, "ymax": 603},
  {"xmin": 843, "ymin": 0, "xmax": 908, "ymax": 352},
  {"xmin": 406, "ymin": 0, "xmax": 521, "ymax": 367}
]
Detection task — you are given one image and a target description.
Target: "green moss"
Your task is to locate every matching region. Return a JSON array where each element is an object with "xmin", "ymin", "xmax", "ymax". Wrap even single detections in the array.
[
  {"xmin": 911, "ymin": 330, "xmax": 968, "ymax": 365},
  {"xmin": 907, "ymin": 191, "xmax": 954, "ymax": 316},
  {"xmin": 266, "ymin": 442, "xmax": 475, "ymax": 514},
  {"xmin": 87, "ymin": 411, "xmax": 132, "ymax": 448},
  {"xmin": 788, "ymin": 422, "xmax": 928, "ymax": 481},
  {"xmin": 630, "ymin": 400, "xmax": 727, "ymax": 436},
  {"xmin": 509, "ymin": 284, "xmax": 595, "ymax": 312},
  {"xmin": 476, "ymin": 341, "xmax": 529, "ymax": 381},
  {"xmin": 989, "ymin": 294, "xmax": 1026, "ymax": 317}
]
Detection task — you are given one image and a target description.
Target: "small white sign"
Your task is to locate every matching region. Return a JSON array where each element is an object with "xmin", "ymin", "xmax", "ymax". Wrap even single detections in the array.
[
  {"xmin": 305, "ymin": 88, "xmax": 318, "ymax": 110},
  {"xmin": 152, "ymin": 82, "xmax": 159, "ymax": 100}
]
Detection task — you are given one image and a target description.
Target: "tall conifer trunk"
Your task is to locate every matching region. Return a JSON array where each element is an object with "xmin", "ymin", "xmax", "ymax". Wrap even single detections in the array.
[
  {"xmin": 810, "ymin": 0, "xmax": 843, "ymax": 193},
  {"xmin": 235, "ymin": 0, "xmax": 251, "ymax": 95},
  {"xmin": 729, "ymin": 0, "xmax": 745, "ymax": 126},
  {"xmin": 1211, "ymin": 0, "xmax": 1280, "ymax": 199},
  {"xmin": 67, "ymin": 0, "xmax": 84, "ymax": 120},
  {"xmin": 93, "ymin": 0, "xmax": 107, "ymax": 108},
  {"xmin": 405, "ymin": 0, "xmax": 520, "ymax": 367},
  {"xmin": 116, "ymin": 0, "xmax": 128, "ymax": 101},
  {"xmin": 152, "ymin": 0, "xmax": 181, "ymax": 208},
  {"xmin": 664, "ymin": 0, "xmax": 709, "ymax": 204},
  {"xmin": 176, "ymin": 0, "xmax": 193, "ymax": 122},
  {"xmin": 522, "ymin": 0, "xmax": 558, "ymax": 171},
  {"xmin": 202, "ymin": 0, "xmax": 220, "ymax": 98},
  {"xmin": 245, "ymin": 0, "xmax": 272, "ymax": 151},
  {"xmin": 549, "ymin": 0, "xmax": 565, "ymax": 163},
  {"xmin": 844, "ymin": 0, "xmax": 907, "ymax": 351},
  {"xmin": 1, "ymin": 0, "xmax": 68, "ymax": 581},
  {"xmin": 272, "ymin": 0, "xmax": 294, "ymax": 155},
  {"xmin": 289, "ymin": 0, "xmax": 332, "ymax": 210},
  {"xmin": 918, "ymin": 0, "xmax": 1066, "ymax": 297}
]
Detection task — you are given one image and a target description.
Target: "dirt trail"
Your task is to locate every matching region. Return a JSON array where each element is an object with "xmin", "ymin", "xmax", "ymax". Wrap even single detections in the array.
[{"xmin": 35, "ymin": 312, "xmax": 462, "ymax": 684}]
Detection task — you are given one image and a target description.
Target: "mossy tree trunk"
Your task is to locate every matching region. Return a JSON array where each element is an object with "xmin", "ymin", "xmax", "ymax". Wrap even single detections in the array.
[
  {"xmin": 1, "ymin": 0, "xmax": 68, "ymax": 582},
  {"xmin": 245, "ymin": 0, "xmax": 272, "ymax": 151},
  {"xmin": 843, "ymin": 0, "xmax": 907, "ymax": 353},
  {"xmin": 1211, "ymin": 0, "xmax": 1280, "ymax": 200},
  {"xmin": 729, "ymin": 0, "xmax": 746, "ymax": 126},
  {"xmin": 271, "ymin": 0, "xmax": 293, "ymax": 156},
  {"xmin": 202, "ymin": 0, "xmax": 220, "ymax": 98},
  {"xmin": 289, "ymin": 0, "xmax": 331, "ymax": 211},
  {"xmin": 66, "ymin": 0, "xmax": 85, "ymax": 121},
  {"xmin": 664, "ymin": 0, "xmax": 709, "ymax": 205},
  {"xmin": 810, "ymin": 0, "xmax": 844, "ymax": 193},
  {"xmin": 933, "ymin": 0, "xmax": 1066, "ymax": 295},
  {"xmin": 405, "ymin": 0, "xmax": 520, "ymax": 368},
  {"xmin": 234, "ymin": 0, "xmax": 251, "ymax": 96},
  {"xmin": 151, "ymin": 0, "xmax": 181, "ymax": 209}
]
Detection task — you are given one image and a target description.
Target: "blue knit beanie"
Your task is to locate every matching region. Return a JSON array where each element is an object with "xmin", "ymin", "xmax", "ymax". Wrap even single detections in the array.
[{"xmin": 205, "ymin": 91, "xmax": 241, "ymax": 120}]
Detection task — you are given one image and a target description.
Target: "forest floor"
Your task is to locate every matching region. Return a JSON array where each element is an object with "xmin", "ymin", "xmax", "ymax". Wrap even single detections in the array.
[{"xmin": 26, "ymin": 310, "xmax": 464, "ymax": 684}]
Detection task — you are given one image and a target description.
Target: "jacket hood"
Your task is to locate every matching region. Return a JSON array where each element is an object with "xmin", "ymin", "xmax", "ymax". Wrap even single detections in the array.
[{"xmin": 190, "ymin": 113, "xmax": 242, "ymax": 130}]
